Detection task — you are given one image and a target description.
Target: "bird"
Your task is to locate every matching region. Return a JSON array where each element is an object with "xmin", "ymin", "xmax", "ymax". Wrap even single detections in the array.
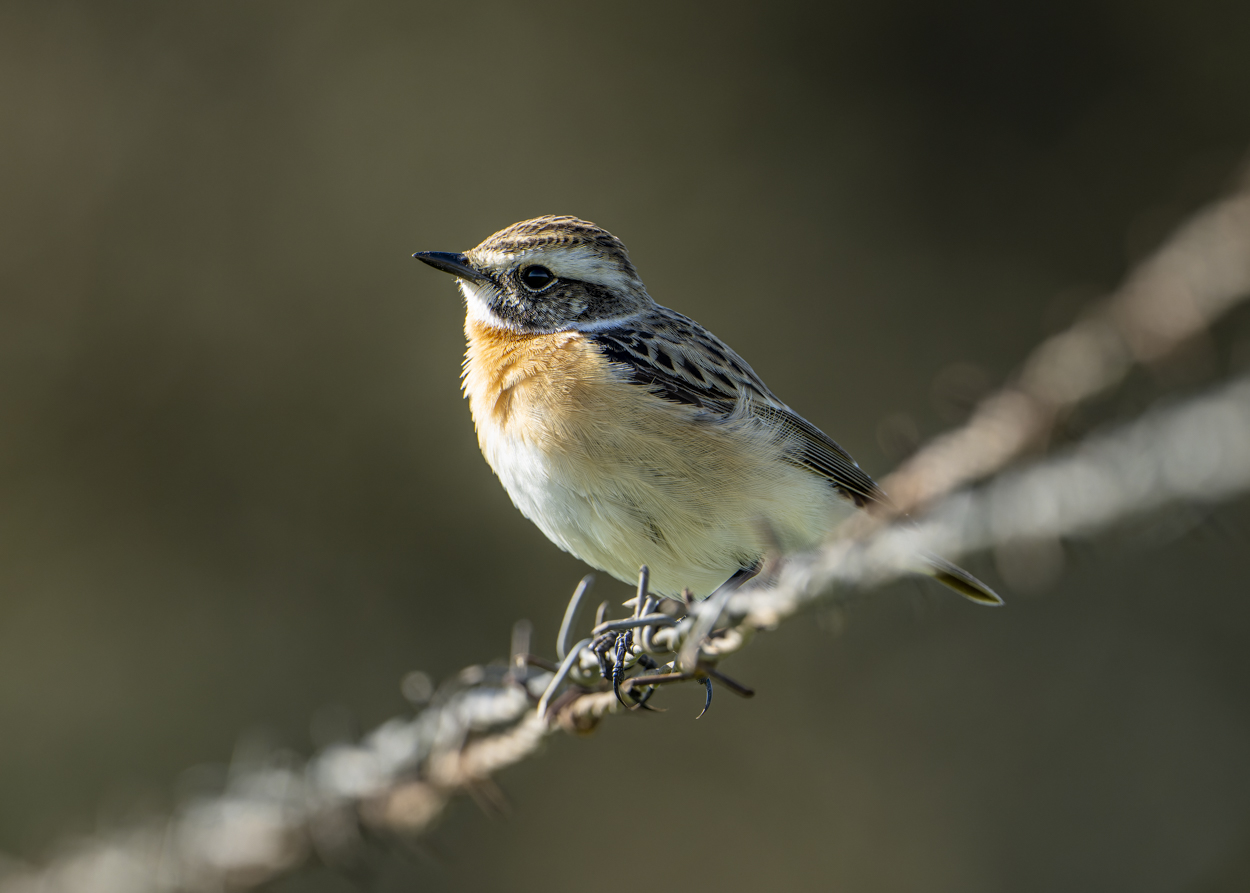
[{"xmin": 414, "ymin": 215, "xmax": 1000, "ymax": 605}]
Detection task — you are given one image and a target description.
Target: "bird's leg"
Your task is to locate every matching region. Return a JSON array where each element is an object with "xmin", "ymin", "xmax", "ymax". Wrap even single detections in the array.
[
  {"xmin": 611, "ymin": 629, "xmax": 634, "ymax": 705},
  {"xmin": 679, "ymin": 565, "xmax": 758, "ymax": 674},
  {"xmin": 719, "ymin": 563, "xmax": 761, "ymax": 592},
  {"xmin": 591, "ymin": 631, "xmax": 616, "ymax": 684}
]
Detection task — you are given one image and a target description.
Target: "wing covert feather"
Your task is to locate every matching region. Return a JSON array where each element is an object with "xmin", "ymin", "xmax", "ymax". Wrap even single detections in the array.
[{"xmin": 588, "ymin": 308, "xmax": 885, "ymax": 507}]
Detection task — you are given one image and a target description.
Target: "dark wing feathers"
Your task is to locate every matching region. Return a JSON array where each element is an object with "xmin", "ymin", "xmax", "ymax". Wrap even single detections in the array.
[
  {"xmin": 755, "ymin": 406, "xmax": 886, "ymax": 507},
  {"xmin": 592, "ymin": 330, "xmax": 737, "ymax": 412},
  {"xmin": 590, "ymin": 309, "xmax": 886, "ymax": 508}
]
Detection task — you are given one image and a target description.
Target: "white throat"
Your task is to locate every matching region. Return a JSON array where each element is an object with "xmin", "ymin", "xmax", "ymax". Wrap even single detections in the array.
[{"xmin": 457, "ymin": 280, "xmax": 515, "ymax": 331}]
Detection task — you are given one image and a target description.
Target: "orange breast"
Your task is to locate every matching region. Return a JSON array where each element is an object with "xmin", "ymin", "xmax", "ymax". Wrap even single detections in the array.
[{"xmin": 461, "ymin": 319, "xmax": 612, "ymax": 445}]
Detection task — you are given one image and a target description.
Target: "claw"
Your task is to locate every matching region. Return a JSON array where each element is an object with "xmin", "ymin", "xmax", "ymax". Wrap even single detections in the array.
[{"xmin": 697, "ymin": 677, "xmax": 713, "ymax": 719}]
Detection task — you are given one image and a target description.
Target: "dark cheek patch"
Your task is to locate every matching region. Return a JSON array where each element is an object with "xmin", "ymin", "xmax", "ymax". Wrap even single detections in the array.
[
  {"xmin": 492, "ymin": 279, "xmax": 598, "ymax": 331},
  {"xmin": 575, "ymin": 282, "xmax": 633, "ymax": 323}
]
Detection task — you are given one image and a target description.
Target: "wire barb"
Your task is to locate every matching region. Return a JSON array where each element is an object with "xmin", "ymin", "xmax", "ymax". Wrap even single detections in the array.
[
  {"xmin": 538, "ymin": 637, "xmax": 592, "ymax": 719},
  {"xmin": 8, "ymin": 164, "xmax": 1250, "ymax": 892},
  {"xmin": 557, "ymin": 575, "xmax": 594, "ymax": 660}
]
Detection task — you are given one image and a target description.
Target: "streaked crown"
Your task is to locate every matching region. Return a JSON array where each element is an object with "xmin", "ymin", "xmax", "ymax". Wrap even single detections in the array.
[{"xmin": 417, "ymin": 216, "xmax": 654, "ymax": 334}]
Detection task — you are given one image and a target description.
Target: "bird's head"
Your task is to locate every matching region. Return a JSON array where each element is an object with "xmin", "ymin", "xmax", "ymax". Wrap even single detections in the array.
[{"xmin": 415, "ymin": 215, "xmax": 654, "ymax": 333}]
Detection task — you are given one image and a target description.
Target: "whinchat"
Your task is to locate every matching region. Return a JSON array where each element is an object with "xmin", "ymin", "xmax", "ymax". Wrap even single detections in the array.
[{"xmin": 415, "ymin": 216, "xmax": 1000, "ymax": 606}]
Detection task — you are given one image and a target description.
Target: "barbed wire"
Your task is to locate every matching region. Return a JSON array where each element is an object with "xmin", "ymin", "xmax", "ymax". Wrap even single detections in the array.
[
  {"xmin": 3, "ymin": 170, "xmax": 1249, "ymax": 893},
  {"xmin": 879, "ymin": 162, "xmax": 1250, "ymax": 518},
  {"xmin": 4, "ymin": 367, "xmax": 1247, "ymax": 893}
]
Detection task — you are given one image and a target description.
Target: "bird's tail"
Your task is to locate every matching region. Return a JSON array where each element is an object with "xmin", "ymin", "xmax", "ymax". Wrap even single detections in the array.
[{"xmin": 923, "ymin": 553, "xmax": 1003, "ymax": 606}]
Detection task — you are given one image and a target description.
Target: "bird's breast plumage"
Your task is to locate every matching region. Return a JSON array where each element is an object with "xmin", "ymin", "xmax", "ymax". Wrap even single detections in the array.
[{"xmin": 461, "ymin": 318, "xmax": 857, "ymax": 597}]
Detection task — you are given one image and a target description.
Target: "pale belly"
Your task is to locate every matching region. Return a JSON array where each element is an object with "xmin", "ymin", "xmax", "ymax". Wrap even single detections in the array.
[
  {"xmin": 460, "ymin": 319, "xmax": 859, "ymax": 597},
  {"xmin": 477, "ymin": 419, "xmax": 858, "ymax": 598}
]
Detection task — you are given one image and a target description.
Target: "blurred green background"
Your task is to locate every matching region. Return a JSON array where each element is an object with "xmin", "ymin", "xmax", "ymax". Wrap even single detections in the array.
[{"xmin": 3, "ymin": 1, "xmax": 1250, "ymax": 890}]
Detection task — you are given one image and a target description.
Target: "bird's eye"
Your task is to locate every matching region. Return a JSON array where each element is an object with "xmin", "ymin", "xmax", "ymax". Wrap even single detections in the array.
[{"xmin": 520, "ymin": 265, "xmax": 555, "ymax": 291}]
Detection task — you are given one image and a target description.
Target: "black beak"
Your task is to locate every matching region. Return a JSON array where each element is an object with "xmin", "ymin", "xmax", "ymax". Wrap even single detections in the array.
[{"xmin": 412, "ymin": 251, "xmax": 493, "ymax": 284}]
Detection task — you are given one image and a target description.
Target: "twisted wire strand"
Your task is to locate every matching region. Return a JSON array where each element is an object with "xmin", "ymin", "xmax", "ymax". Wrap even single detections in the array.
[
  {"xmin": 4, "ymin": 369, "xmax": 1249, "ymax": 893},
  {"xmin": 5, "ymin": 165, "xmax": 1250, "ymax": 893},
  {"xmin": 881, "ymin": 165, "xmax": 1250, "ymax": 517}
]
